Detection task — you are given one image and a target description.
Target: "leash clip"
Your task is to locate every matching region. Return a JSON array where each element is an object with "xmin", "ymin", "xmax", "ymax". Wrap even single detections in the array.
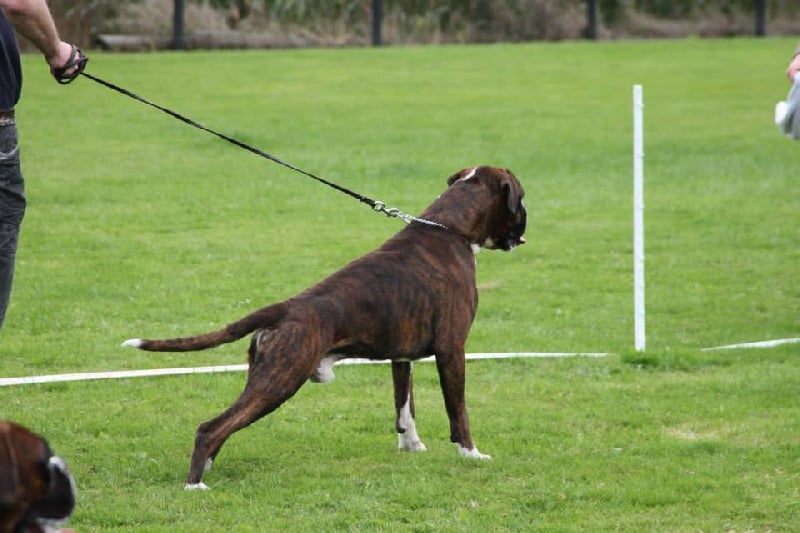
[
  {"xmin": 384, "ymin": 207, "xmax": 413, "ymax": 224},
  {"xmin": 373, "ymin": 200, "xmax": 435, "ymax": 227},
  {"xmin": 374, "ymin": 200, "xmax": 412, "ymax": 224}
]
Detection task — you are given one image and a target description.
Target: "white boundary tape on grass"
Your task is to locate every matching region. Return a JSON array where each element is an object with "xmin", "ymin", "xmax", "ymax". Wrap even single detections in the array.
[
  {"xmin": 5, "ymin": 338, "xmax": 796, "ymax": 387},
  {"xmin": 0, "ymin": 364, "xmax": 250, "ymax": 387},
  {"xmin": 0, "ymin": 352, "xmax": 609, "ymax": 387},
  {"xmin": 701, "ymin": 337, "xmax": 800, "ymax": 351}
]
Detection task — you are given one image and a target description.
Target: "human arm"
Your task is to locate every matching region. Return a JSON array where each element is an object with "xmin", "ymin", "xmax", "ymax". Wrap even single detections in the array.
[
  {"xmin": 787, "ymin": 45, "xmax": 800, "ymax": 83},
  {"xmin": 0, "ymin": 0, "xmax": 75, "ymax": 73}
]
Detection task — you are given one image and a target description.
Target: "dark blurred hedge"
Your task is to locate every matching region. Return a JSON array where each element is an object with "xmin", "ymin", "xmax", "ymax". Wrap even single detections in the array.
[{"xmin": 36, "ymin": 0, "xmax": 800, "ymax": 49}]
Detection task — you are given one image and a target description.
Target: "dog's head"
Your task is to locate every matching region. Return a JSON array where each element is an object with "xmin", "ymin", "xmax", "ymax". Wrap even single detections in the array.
[
  {"xmin": 0, "ymin": 421, "xmax": 76, "ymax": 533},
  {"xmin": 444, "ymin": 166, "xmax": 527, "ymax": 251}
]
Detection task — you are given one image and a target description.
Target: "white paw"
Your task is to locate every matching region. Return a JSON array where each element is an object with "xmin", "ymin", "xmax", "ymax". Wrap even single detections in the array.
[
  {"xmin": 184, "ymin": 482, "xmax": 210, "ymax": 491},
  {"xmin": 121, "ymin": 338, "xmax": 142, "ymax": 348},
  {"xmin": 204, "ymin": 459, "xmax": 213, "ymax": 472},
  {"xmin": 458, "ymin": 446, "xmax": 492, "ymax": 460},
  {"xmin": 398, "ymin": 434, "xmax": 427, "ymax": 452}
]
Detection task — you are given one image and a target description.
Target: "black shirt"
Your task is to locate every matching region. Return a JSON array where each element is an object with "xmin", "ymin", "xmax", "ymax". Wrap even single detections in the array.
[{"xmin": 0, "ymin": 10, "xmax": 21, "ymax": 110}]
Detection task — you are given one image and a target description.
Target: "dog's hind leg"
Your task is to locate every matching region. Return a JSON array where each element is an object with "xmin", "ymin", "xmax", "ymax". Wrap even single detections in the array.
[
  {"xmin": 184, "ymin": 388, "xmax": 277, "ymax": 490},
  {"xmin": 392, "ymin": 361, "xmax": 426, "ymax": 452},
  {"xmin": 201, "ymin": 444, "xmax": 224, "ymax": 474},
  {"xmin": 185, "ymin": 371, "xmax": 313, "ymax": 489},
  {"xmin": 185, "ymin": 322, "xmax": 329, "ymax": 490}
]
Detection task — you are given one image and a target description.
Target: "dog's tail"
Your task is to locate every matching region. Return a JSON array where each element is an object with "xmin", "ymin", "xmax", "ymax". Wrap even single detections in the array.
[{"xmin": 121, "ymin": 302, "xmax": 289, "ymax": 352}]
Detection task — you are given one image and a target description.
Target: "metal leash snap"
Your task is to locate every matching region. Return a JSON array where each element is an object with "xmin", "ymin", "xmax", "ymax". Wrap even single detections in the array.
[
  {"xmin": 372, "ymin": 201, "xmax": 386, "ymax": 213},
  {"xmin": 384, "ymin": 208, "xmax": 411, "ymax": 224}
]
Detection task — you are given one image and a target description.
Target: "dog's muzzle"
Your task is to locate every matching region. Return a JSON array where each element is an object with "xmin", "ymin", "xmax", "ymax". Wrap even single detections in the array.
[{"xmin": 497, "ymin": 199, "xmax": 527, "ymax": 251}]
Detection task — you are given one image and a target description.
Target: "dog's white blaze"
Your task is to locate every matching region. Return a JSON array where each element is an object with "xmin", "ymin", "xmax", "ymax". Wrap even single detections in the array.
[
  {"xmin": 397, "ymin": 394, "xmax": 426, "ymax": 452},
  {"xmin": 184, "ymin": 482, "xmax": 210, "ymax": 491},
  {"xmin": 121, "ymin": 339, "xmax": 142, "ymax": 348},
  {"xmin": 461, "ymin": 167, "xmax": 478, "ymax": 181},
  {"xmin": 458, "ymin": 446, "xmax": 491, "ymax": 460}
]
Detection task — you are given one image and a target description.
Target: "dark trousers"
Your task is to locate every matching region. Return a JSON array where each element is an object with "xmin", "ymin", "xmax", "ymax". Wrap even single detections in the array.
[{"xmin": 0, "ymin": 120, "xmax": 24, "ymax": 333}]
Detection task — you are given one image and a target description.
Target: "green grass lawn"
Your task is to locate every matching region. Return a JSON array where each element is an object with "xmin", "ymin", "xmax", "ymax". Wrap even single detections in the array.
[{"xmin": 0, "ymin": 38, "xmax": 798, "ymax": 530}]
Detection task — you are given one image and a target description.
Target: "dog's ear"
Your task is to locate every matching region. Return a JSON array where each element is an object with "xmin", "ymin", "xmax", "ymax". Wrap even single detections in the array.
[
  {"xmin": 0, "ymin": 423, "xmax": 20, "ymax": 506},
  {"xmin": 446, "ymin": 169, "xmax": 465, "ymax": 186},
  {"xmin": 447, "ymin": 167, "xmax": 478, "ymax": 186},
  {"xmin": 0, "ymin": 422, "xmax": 27, "ymax": 533},
  {"xmin": 500, "ymin": 169, "xmax": 522, "ymax": 213},
  {"xmin": 0, "ymin": 423, "xmax": 52, "ymax": 505}
]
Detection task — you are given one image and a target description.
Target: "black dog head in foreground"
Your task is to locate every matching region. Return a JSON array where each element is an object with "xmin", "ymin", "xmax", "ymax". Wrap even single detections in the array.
[
  {"xmin": 123, "ymin": 166, "xmax": 526, "ymax": 490},
  {"xmin": 0, "ymin": 421, "xmax": 76, "ymax": 533}
]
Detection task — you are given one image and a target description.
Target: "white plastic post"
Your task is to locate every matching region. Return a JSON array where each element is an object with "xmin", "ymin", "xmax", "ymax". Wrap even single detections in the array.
[{"xmin": 632, "ymin": 85, "xmax": 646, "ymax": 352}]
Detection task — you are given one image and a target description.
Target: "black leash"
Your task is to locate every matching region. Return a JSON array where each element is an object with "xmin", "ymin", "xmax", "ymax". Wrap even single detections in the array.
[{"xmin": 78, "ymin": 69, "xmax": 451, "ymax": 232}]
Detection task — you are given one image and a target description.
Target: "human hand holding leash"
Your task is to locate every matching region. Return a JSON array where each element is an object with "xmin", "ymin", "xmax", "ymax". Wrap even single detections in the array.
[{"xmin": 49, "ymin": 43, "xmax": 87, "ymax": 84}]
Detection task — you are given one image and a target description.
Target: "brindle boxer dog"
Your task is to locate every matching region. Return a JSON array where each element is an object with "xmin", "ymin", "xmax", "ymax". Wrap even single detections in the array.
[
  {"xmin": 123, "ymin": 166, "xmax": 526, "ymax": 490},
  {"xmin": 0, "ymin": 421, "xmax": 77, "ymax": 533}
]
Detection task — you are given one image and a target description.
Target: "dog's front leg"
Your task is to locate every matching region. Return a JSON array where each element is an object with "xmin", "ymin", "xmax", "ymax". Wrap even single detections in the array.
[
  {"xmin": 392, "ymin": 361, "xmax": 426, "ymax": 452},
  {"xmin": 434, "ymin": 351, "xmax": 491, "ymax": 459}
]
